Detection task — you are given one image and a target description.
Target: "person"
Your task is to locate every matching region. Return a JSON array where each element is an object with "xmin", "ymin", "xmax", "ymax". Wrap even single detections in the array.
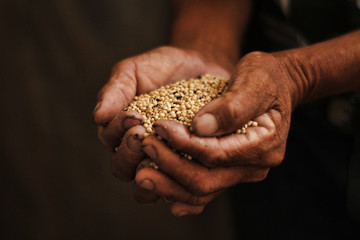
[
  {"xmin": 2, "ymin": 1, "xmax": 239, "ymax": 239},
  {"xmin": 93, "ymin": 0, "xmax": 360, "ymax": 236}
]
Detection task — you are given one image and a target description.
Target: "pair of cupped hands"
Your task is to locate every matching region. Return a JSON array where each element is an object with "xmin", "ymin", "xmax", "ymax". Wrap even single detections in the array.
[{"xmin": 93, "ymin": 46, "xmax": 297, "ymax": 216}]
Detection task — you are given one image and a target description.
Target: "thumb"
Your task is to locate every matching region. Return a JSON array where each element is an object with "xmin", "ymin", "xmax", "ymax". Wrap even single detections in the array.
[
  {"xmin": 93, "ymin": 85, "xmax": 132, "ymax": 126},
  {"xmin": 93, "ymin": 62, "xmax": 137, "ymax": 126},
  {"xmin": 192, "ymin": 90, "xmax": 268, "ymax": 137}
]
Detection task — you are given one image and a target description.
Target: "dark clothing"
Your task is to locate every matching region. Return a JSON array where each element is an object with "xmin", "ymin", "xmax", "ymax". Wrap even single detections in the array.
[{"xmin": 231, "ymin": 0, "xmax": 360, "ymax": 239}]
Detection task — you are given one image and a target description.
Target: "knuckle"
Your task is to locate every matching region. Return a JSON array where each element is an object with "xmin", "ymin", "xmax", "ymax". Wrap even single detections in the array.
[
  {"xmin": 111, "ymin": 62, "xmax": 121, "ymax": 73},
  {"xmin": 157, "ymin": 45, "xmax": 175, "ymax": 52},
  {"xmin": 243, "ymin": 167, "xmax": 269, "ymax": 183},
  {"xmin": 253, "ymin": 169, "xmax": 269, "ymax": 182},
  {"xmin": 189, "ymin": 174, "xmax": 216, "ymax": 196},
  {"xmin": 243, "ymin": 51, "xmax": 271, "ymax": 62},
  {"xmin": 261, "ymin": 143, "xmax": 286, "ymax": 167},
  {"xmin": 199, "ymin": 152, "xmax": 223, "ymax": 168},
  {"xmin": 111, "ymin": 59, "xmax": 136, "ymax": 84},
  {"xmin": 111, "ymin": 59, "xmax": 129, "ymax": 73},
  {"xmin": 93, "ymin": 111, "xmax": 110, "ymax": 126},
  {"xmin": 186, "ymin": 195, "xmax": 206, "ymax": 206},
  {"xmin": 222, "ymin": 95, "xmax": 240, "ymax": 119},
  {"xmin": 267, "ymin": 152, "xmax": 284, "ymax": 167},
  {"xmin": 110, "ymin": 160, "xmax": 132, "ymax": 182},
  {"xmin": 209, "ymin": 94, "xmax": 241, "ymax": 134},
  {"xmin": 197, "ymin": 139, "xmax": 230, "ymax": 167}
]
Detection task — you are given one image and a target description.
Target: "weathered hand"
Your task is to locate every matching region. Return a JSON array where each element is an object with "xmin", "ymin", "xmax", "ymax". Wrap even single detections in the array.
[
  {"xmin": 93, "ymin": 46, "xmax": 230, "ymax": 182},
  {"xmin": 135, "ymin": 51, "xmax": 298, "ymax": 215}
]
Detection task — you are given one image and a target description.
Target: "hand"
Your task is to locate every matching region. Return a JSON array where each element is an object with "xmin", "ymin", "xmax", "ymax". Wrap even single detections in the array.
[
  {"xmin": 135, "ymin": 51, "xmax": 299, "ymax": 215},
  {"xmin": 93, "ymin": 46, "xmax": 230, "ymax": 181}
]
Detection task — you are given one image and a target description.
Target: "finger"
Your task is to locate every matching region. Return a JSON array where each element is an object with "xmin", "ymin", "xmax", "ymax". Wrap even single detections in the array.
[
  {"xmin": 153, "ymin": 111, "xmax": 284, "ymax": 167},
  {"xmin": 98, "ymin": 110, "xmax": 143, "ymax": 151},
  {"xmin": 153, "ymin": 120, "xmax": 222, "ymax": 166},
  {"xmin": 110, "ymin": 125, "xmax": 146, "ymax": 181},
  {"xmin": 93, "ymin": 60, "xmax": 137, "ymax": 126},
  {"xmin": 191, "ymin": 94, "xmax": 264, "ymax": 137},
  {"xmin": 191, "ymin": 61, "xmax": 278, "ymax": 137},
  {"xmin": 133, "ymin": 183, "xmax": 159, "ymax": 204},
  {"xmin": 170, "ymin": 189, "xmax": 224, "ymax": 216},
  {"xmin": 170, "ymin": 202, "xmax": 206, "ymax": 217},
  {"xmin": 133, "ymin": 159, "xmax": 160, "ymax": 204},
  {"xmin": 135, "ymin": 167, "xmax": 216, "ymax": 205},
  {"xmin": 142, "ymin": 136, "xmax": 269, "ymax": 196}
]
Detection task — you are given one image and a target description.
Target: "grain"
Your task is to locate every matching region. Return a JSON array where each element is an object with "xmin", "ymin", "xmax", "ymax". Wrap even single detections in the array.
[{"xmin": 124, "ymin": 74, "xmax": 258, "ymax": 165}]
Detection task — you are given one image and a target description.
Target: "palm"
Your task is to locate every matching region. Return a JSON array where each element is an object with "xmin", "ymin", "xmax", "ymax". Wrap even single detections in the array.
[
  {"xmin": 119, "ymin": 46, "xmax": 228, "ymax": 97},
  {"xmin": 94, "ymin": 46, "xmax": 229, "ymax": 150}
]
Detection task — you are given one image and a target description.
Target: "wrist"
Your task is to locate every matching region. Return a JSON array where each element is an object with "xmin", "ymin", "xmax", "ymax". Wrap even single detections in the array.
[
  {"xmin": 273, "ymin": 30, "xmax": 360, "ymax": 107},
  {"xmin": 272, "ymin": 50, "xmax": 315, "ymax": 109},
  {"xmin": 170, "ymin": 0, "xmax": 252, "ymax": 73},
  {"xmin": 184, "ymin": 48, "xmax": 232, "ymax": 78},
  {"xmin": 179, "ymin": 40, "xmax": 237, "ymax": 73}
]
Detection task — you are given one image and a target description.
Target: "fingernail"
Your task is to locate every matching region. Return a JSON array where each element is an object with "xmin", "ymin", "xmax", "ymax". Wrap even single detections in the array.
[
  {"xmin": 127, "ymin": 135, "xmax": 142, "ymax": 153},
  {"xmin": 123, "ymin": 116, "xmax": 142, "ymax": 130},
  {"xmin": 138, "ymin": 179, "xmax": 155, "ymax": 191},
  {"xmin": 194, "ymin": 113, "xmax": 218, "ymax": 136},
  {"xmin": 142, "ymin": 145, "xmax": 157, "ymax": 160},
  {"xmin": 175, "ymin": 210, "xmax": 188, "ymax": 217},
  {"xmin": 93, "ymin": 101, "xmax": 102, "ymax": 114},
  {"xmin": 153, "ymin": 125, "xmax": 169, "ymax": 140}
]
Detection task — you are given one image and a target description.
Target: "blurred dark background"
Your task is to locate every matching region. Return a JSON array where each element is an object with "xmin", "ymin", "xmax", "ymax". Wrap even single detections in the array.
[
  {"xmin": 2, "ymin": 1, "xmax": 359, "ymax": 239},
  {"xmin": 0, "ymin": 1, "xmax": 235, "ymax": 239}
]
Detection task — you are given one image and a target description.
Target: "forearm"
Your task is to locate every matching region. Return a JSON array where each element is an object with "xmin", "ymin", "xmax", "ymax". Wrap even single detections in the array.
[
  {"xmin": 276, "ymin": 30, "xmax": 360, "ymax": 107},
  {"xmin": 170, "ymin": 0, "xmax": 252, "ymax": 70}
]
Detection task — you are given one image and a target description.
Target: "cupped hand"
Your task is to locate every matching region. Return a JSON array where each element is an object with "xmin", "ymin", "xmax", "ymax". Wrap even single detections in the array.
[
  {"xmin": 134, "ymin": 51, "xmax": 299, "ymax": 215},
  {"xmin": 93, "ymin": 46, "xmax": 230, "ymax": 182}
]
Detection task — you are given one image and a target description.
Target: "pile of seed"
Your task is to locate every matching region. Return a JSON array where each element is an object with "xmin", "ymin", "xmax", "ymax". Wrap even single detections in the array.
[
  {"xmin": 123, "ymin": 74, "xmax": 258, "ymax": 165},
  {"xmin": 125, "ymin": 74, "xmax": 257, "ymax": 138}
]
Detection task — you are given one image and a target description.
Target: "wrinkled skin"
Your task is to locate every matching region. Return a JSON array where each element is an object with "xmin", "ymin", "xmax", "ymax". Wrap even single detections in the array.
[
  {"xmin": 135, "ymin": 51, "xmax": 296, "ymax": 215},
  {"xmin": 93, "ymin": 46, "xmax": 231, "ymax": 206},
  {"xmin": 94, "ymin": 47, "xmax": 297, "ymax": 216},
  {"xmin": 94, "ymin": 46, "xmax": 229, "ymax": 151}
]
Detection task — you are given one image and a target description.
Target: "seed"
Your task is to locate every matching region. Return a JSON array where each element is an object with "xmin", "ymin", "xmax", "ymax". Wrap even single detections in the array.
[
  {"xmin": 149, "ymin": 162, "xmax": 159, "ymax": 170},
  {"xmin": 123, "ymin": 74, "xmax": 259, "ymax": 165}
]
